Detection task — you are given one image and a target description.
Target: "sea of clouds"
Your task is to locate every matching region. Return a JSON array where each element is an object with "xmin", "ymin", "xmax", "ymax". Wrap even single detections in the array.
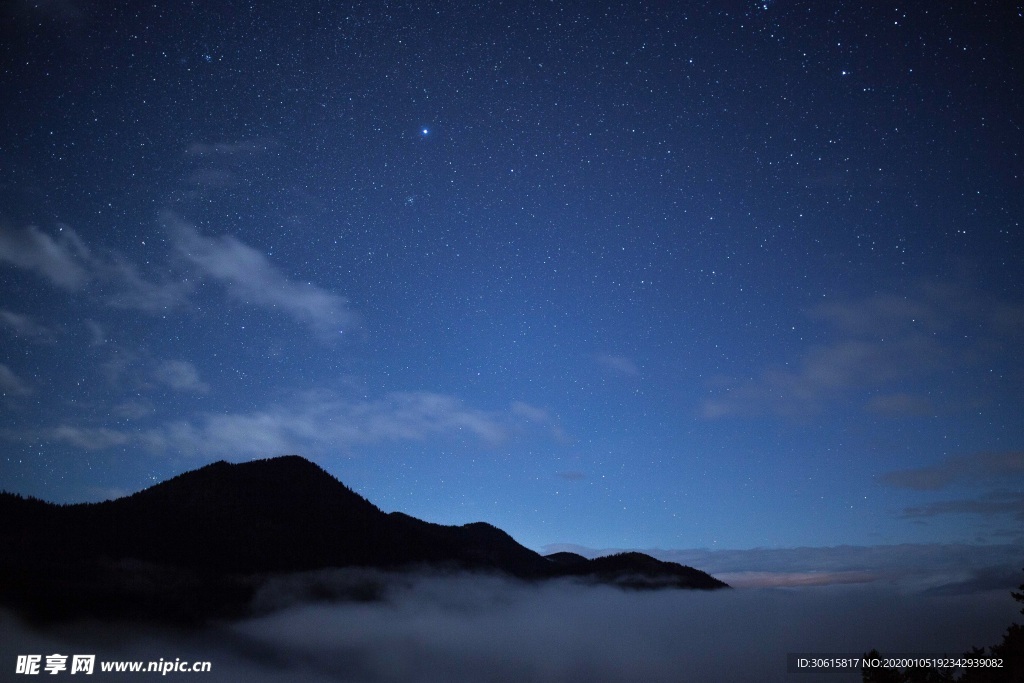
[{"xmin": 3, "ymin": 566, "xmax": 1019, "ymax": 682}]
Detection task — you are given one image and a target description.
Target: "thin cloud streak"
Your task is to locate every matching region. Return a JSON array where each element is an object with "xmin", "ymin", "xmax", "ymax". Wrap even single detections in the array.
[
  {"xmin": 86, "ymin": 391, "xmax": 525, "ymax": 459},
  {"xmin": 878, "ymin": 451, "xmax": 1024, "ymax": 524},
  {"xmin": 0, "ymin": 224, "xmax": 91, "ymax": 289},
  {"xmin": 541, "ymin": 542, "xmax": 1024, "ymax": 592},
  {"xmin": 901, "ymin": 491, "xmax": 1024, "ymax": 522},
  {"xmin": 153, "ymin": 360, "xmax": 209, "ymax": 393},
  {"xmin": 700, "ymin": 284, "xmax": 1024, "ymax": 419},
  {"xmin": 182, "ymin": 140, "xmax": 277, "ymax": 189},
  {"xmin": 166, "ymin": 213, "xmax": 358, "ymax": 336},
  {"xmin": 879, "ymin": 451, "xmax": 1024, "ymax": 490},
  {"xmin": 13, "ymin": 390, "xmax": 553, "ymax": 461},
  {"xmin": 594, "ymin": 353, "xmax": 640, "ymax": 377},
  {"xmin": 0, "ymin": 224, "xmax": 189, "ymax": 310},
  {"xmin": 0, "ymin": 309, "xmax": 59, "ymax": 343},
  {"xmin": 0, "ymin": 364, "xmax": 32, "ymax": 396},
  {"xmin": 46, "ymin": 425, "xmax": 132, "ymax": 450}
]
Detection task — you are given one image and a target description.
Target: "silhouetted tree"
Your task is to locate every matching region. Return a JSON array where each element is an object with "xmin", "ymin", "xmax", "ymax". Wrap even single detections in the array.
[
  {"xmin": 864, "ymin": 568, "xmax": 1024, "ymax": 683},
  {"xmin": 862, "ymin": 650, "xmax": 908, "ymax": 683}
]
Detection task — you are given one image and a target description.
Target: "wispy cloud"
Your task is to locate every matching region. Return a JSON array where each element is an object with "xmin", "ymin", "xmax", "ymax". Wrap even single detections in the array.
[
  {"xmin": 135, "ymin": 391, "xmax": 513, "ymax": 459},
  {"xmin": 593, "ymin": 353, "xmax": 640, "ymax": 377},
  {"xmin": 0, "ymin": 224, "xmax": 91, "ymax": 289},
  {"xmin": 35, "ymin": 391, "xmax": 549, "ymax": 458},
  {"xmin": 0, "ymin": 309, "xmax": 59, "ymax": 343},
  {"xmin": 96, "ymin": 256, "xmax": 192, "ymax": 311},
  {"xmin": 510, "ymin": 401, "xmax": 551, "ymax": 423},
  {"xmin": 0, "ymin": 364, "xmax": 32, "ymax": 396},
  {"xmin": 182, "ymin": 139, "xmax": 276, "ymax": 188},
  {"xmin": 47, "ymin": 425, "xmax": 131, "ymax": 450},
  {"xmin": 111, "ymin": 399, "xmax": 154, "ymax": 420},
  {"xmin": 166, "ymin": 214, "xmax": 358, "ymax": 336},
  {"xmin": 900, "ymin": 490, "xmax": 1024, "ymax": 522},
  {"xmin": 0, "ymin": 224, "xmax": 189, "ymax": 310},
  {"xmin": 510, "ymin": 400, "xmax": 573, "ymax": 443},
  {"xmin": 701, "ymin": 337, "xmax": 941, "ymax": 419},
  {"xmin": 86, "ymin": 320, "xmax": 105, "ymax": 346},
  {"xmin": 878, "ymin": 451, "xmax": 1024, "ymax": 491},
  {"xmin": 878, "ymin": 451, "xmax": 1024, "ymax": 523},
  {"xmin": 700, "ymin": 283, "xmax": 1023, "ymax": 419},
  {"xmin": 865, "ymin": 392, "xmax": 934, "ymax": 417},
  {"xmin": 153, "ymin": 360, "xmax": 209, "ymax": 393},
  {"xmin": 541, "ymin": 542, "xmax": 1024, "ymax": 593}
]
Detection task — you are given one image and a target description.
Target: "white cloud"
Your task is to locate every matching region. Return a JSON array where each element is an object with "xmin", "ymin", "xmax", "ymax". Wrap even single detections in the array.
[
  {"xmin": 137, "ymin": 391, "xmax": 512, "ymax": 459},
  {"xmin": 153, "ymin": 360, "xmax": 209, "ymax": 393},
  {"xmin": 97, "ymin": 256, "xmax": 192, "ymax": 311},
  {"xmin": 47, "ymin": 425, "xmax": 131, "ymax": 450},
  {"xmin": 86, "ymin": 320, "xmax": 105, "ymax": 346},
  {"xmin": 0, "ymin": 224, "xmax": 91, "ymax": 289},
  {"xmin": 700, "ymin": 283, "xmax": 1023, "ymax": 419},
  {"xmin": 594, "ymin": 353, "xmax": 640, "ymax": 377},
  {"xmin": 0, "ymin": 309, "xmax": 58, "ymax": 343},
  {"xmin": 3, "ymin": 572, "xmax": 1017, "ymax": 683},
  {"xmin": 865, "ymin": 392, "xmax": 933, "ymax": 416},
  {"xmin": 510, "ymin": 401, "xmax": 551, "ymax": 423},
  {"xmin": 111, "ymin": 399, "xmax": 154, "ymax": 420},
  {"xmin": 0, "ymin": 224, "xmax": 189, "ymax": 311},
  {"xmin": 1, "ymin": 214, "xmax": 351, "ymax": 328},
  {"xmin": 166, "ymin": 214, "xmax": 358, "ymax": 335},
  {"xmin": 701, "ymin": 336, "xmax": 942, "ymax": 419}
]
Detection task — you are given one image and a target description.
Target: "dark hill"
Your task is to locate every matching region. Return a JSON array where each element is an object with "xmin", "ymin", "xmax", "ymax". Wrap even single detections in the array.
[
  {"xmin": 550, "ymin": 551, "xmax": 731, "ymax": 590},
  {"xmin": 544, "ymin": 551, "xmax": 590, "ymax": 566},
  {"xmin": 0, "ymin": 455, "xmax": 728, "ymax": 624}
]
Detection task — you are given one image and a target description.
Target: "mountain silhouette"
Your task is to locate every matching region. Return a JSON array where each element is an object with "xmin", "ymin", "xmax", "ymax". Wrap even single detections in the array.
[{"xmin": 0, "ymin": 455, "xmax": 727, "ymax": 624}]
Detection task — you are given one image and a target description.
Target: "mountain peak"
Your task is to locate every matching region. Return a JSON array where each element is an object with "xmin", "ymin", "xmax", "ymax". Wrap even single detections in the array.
[
  {"xmin": 0, "ymin": 455, "xmax": 729, "ymax": 623},
  {"xmin": 188, "ymin": 453, "xmax": 328, "ymax": 478}
]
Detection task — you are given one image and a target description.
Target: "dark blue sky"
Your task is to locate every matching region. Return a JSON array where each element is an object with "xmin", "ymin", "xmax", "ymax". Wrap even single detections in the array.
[{"xmin": 1, "ymin": 0, "xmax": 1021, "ymax": 553}]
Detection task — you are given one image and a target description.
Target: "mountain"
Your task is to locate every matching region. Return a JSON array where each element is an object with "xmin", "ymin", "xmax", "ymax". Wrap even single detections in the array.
[
  {"xmin": 548, "ymin": 551, "xmax": 731, "ymax": 590},
  {"xmin": 0, "ymin": 455, "xmax": 728, "ymax": 624}
]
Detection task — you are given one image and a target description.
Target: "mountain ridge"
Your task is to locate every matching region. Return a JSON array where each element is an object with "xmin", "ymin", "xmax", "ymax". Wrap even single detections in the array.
[{"xmin": 0, "ymin": 454, "xmax": 729, "ymax": 624}]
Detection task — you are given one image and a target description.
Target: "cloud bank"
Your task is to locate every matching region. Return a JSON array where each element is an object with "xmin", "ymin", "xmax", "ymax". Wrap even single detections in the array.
[
  {"xmin": 700, "ymin": 284, "xmax": 1024, "ymax": 419},
  {"xmin": 878, "ymin": 451, "xmax": 1024, "ymax": 524},
  {"xmin": 541, "ymin": 542, "xmax": 1024, "ymax": 593},
  {"xmin": 24, "ymin": 391, "xmax": 546, "ymax": 460},
  {"xmin": 2, "ymin": 571, "xmax": 1017, "ymax": 683}
]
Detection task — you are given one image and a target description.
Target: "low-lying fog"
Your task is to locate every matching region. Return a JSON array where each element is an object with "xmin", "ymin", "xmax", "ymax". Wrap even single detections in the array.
[{"xmin": 4, "ymin": 569, "xmax": 1017, "ymax": 682}]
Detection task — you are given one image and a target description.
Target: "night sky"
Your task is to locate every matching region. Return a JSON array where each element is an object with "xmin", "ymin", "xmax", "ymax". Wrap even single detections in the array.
[{"xmin": 1, "ymin": 0, "xmax": 1021, "ymax": 556}]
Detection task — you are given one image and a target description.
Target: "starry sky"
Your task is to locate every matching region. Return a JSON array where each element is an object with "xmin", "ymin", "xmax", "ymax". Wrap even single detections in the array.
[{"xmin": 1, "ymin": 0, "xmax": 1022, "ymax": 555}]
